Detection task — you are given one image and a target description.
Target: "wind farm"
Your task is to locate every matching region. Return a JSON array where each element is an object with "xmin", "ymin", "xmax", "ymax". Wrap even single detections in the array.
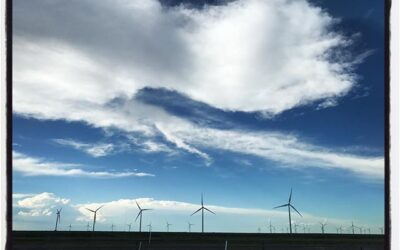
[{"xmin": 12, "ymin": 191, "xmax": 385, "ymax": 250}]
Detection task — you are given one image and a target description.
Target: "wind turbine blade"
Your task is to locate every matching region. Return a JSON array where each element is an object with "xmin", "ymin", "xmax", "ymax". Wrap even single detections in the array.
[
  {"xmin": 273, "ymin": 204, "xmax": 288, "ymax": 209},
  {"xmin": 204, "ymin": 207, "xmax": 216, "ymax": 215},
  {"xmin": 191, "ymin": 207, "xmax": 202, "ymax": 216},
  {"xmin": 136, "ymin": 201, "xmax": 142, "ymax": 210},
  {"xmin": 86, "ymin": 208, "xmax": 95, "ymax": 213},
  {"xmin": 289, "ymin": 188, "xmax": 293, "ymax": 203},
  {"xmin": 201, "ymin": 193, "xmax": 204, "ymax": 206},
  {"xmin": 142, "ymin": 208, "xmax": 153, "ymax": 211},
  {"xmin": 95, "ymin": 205, "xmax": 104, "ymax": 212},
  {"xmin": 135, "ymin": 211, "xmax": 142, "ymax": 222},
  {"xmin": 290, "ymin": 205, "xmax": 302, "ymax": 217}
]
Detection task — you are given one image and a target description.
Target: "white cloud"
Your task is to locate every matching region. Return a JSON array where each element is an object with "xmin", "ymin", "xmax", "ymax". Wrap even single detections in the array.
[
  {"xmin": 16, "ymin": 192, "xmax": 69, "ymax": 217},
  {"xmin": 13, "ymin": 193, "xmax": 37, "ymax": 199},
  {"xmin": 53, "ymin": 138, "xmax": 114, "ymax": 157},
  {"xmin": 14, "ymin": 0, "xmax": 360, "ymax": 115},
  {"xmin": 162, "ymin": 124, "xmax": 384, "ymax": 179},
  {"xmin": 11, "ymin": 0, "xmax": 383, "ymax": 180},
  {"xmin": 141, "ymin": 141, "xmax": 174, "ymax": 154},
  {"xmin": 13, "ymin": 151, "xmax": 155, "ymax": 178}
]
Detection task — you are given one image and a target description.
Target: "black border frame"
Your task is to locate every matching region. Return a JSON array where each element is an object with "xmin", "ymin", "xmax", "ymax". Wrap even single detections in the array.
[{"xmin": 4, "ymin": 0, "xmax": 392, "ymax": 249}]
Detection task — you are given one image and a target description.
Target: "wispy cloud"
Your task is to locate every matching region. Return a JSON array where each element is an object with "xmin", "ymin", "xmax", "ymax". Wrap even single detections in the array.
[
  {"xmin": 12, "ymin": 193, "xmax": 38, "ymax": 199},
  {"xmin": 13, "ymin": 151, "xmax": 155, "ymax": 178},
  {"xmin": 164, "ymin": 125, "xmax": 384, "ymax": 180},
  {"xmin": 53, "ymin": 138, "xmax": 114, "ymax": 157}
]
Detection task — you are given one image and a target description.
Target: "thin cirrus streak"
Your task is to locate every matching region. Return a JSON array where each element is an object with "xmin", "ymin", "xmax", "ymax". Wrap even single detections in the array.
[
  {"xmin": 52, "ymin": 138, "xmax": 115, "ymax": 157},
  {"xmin": 12, "ymin": 151, "xmax": 155, "ymax": 178}
]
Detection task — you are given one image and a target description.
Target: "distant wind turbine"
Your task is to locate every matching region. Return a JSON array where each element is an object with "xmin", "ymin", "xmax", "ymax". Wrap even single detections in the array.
[
  {"xmin": 268, "ymin": 220, "xmax": 274, "ymax": 233},
  {"xmin": 166, "ymin": 222, "xmax": 172, "ymax": 232},
  {"xmin": 379, "ymin": 227, "xmax": 384, "ymax": 234},
  {"xmin": 188, "ymin": 222, "xmax": 194, "ymax": 232},
  {"xmin": 85, "ymin": 205, "xmax": 104, "ymax": 232},
  {"xmin": 293, "ymin": 223, "xmax": 299, "ymax": 233},
  {"xmin": 86, "ymin": 222, "xmax": 90, "ymax": 232},
  {"xmin": 54, "ymin": 208, "xmax": 61, "ymax": 231},
  {"xmin": 68, "ymin": 224, "xmax": 72, "ymax": 232},
  {"xmin": 135, "ymin": 201, "xmax": 152, "ymax": 232},
  {"xmin": 336, "ymin": 226, "xmax": 343, "ymax": 234},
  {"xmin": 351, "ymin": 222, "xmax": 356, "ymax": 234},
  {"xmin": 319, "ymin": 221, "xmax": 327, "ymax": 234},
  {"xmin": 147, "ymin": 223, "xmax": 152, "ymax": 244},
  {"xmin": 302, "ymin": 224, "xmax": 306, "ymax": 233},
  {"xmin": 191, "ymin": 193, "xmax": 215, "ymax": 233},
  {"xmin": 127, "ymin": 223, "xmax": 132, "ymax": 232},
  {"xmin": 273, "ymin": 188, "xmax": 302, "ymax": 234},
  {"xmin": 111, "ymin": 223, "xmax": 115, "ymax": 232}
]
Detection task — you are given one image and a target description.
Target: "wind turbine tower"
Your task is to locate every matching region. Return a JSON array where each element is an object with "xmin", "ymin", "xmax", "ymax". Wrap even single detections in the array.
[
  {"xmin": 351, "ymin": 222, "xmax": 356, "ymax": 234},
  {"xmin": 268, "ymin": 220, "xmax": 274, "ymax": 233},
  {"xmin": 166, "ymin": 222, "xmax": 172, "ymax": 232},
  {"xmin": 273, "ymin": 188, "xmax": 302, "ymax": 234},
  {"xmin": 191, "ymin": 193, "xmax": 215, "ymax": 233},
  {"xmin": 188, "ymin": 222, "xmax": 194, "ymax": 232},
  {"xmin": 85, "ymin": 205, "xmax": 104, "ymax": 232},
  {"xmin": 54, "ymin": 208, "xmax": 61, "ymax": 231},
  {"xmin": 135, "ymin": 201, "xmax": 152, "ymax": 232}
]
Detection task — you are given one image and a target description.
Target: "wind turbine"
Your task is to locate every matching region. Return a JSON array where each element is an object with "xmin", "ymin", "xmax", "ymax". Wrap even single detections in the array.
[
  {"xmin": 351, "ymin": 222, "xmax": 356, "ymax": 234},
  {"xmin": 127, "ymin": 223, "xmax": 132, "ymax": 232},
  {"xmin": 379, "ymin": 227, "xmax": 384, "ymax": 234},
  {"xmin": 273, "ymin": 188, "xmax": 302, "ymax": 234},
  {"xmin": 147, "ymin": 223, "xmax": 152, "ymax": 244},
  {"xmin": 293, "ymin": 222, "xmax": 299, "ymax": 233},
  {"xmin": 85, "ymin": 205, "xmax": 104, "ymax": 232},
  {"xmin": 86, "ymin": 222, "xmax": 90, "ymax": 232},
  {"xmin": 135, "ymin": 201, "xmax": 152, "ymax": 232},
  {"xmin": 166, "ymin": 221, "xmax": 172, "ymax": 232},
  {"xmin": 188, "ymin": 222, "xmax": 194, "ymax": 232},
  {"xmin": 302, "ymin": 224, "xmax": 307, "ymax": 233},
  {"xmin": 111, "ymin": 224, "xmax": 115, "ymax": 232},
  {"xmin": 191, "ymin": 193, "xmax": 215, "ymax": 233},
  {"xmin": 54, "ymin": 208, "xmax": 62, "ymax": 231},
  {"xmin": 268, "ymin": 220, "xmax": 274, "ymax": 233},
  {"xmin": 319, "ymin": 221, "xmax": 327, "ymax": 234},
  {"xmin": 68, "ymin": 224, "xmax": 72, "ymax": 232}
]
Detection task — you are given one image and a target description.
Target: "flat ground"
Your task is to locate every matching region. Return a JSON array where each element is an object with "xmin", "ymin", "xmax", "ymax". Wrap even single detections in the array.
[{"xmin": 11, "ymin": 231, "xmax": 385, "ymax": 250}]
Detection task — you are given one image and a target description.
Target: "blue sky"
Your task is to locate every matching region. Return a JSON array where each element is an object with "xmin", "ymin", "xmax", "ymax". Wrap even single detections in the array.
[{"xmin": 12, "ymin": 0, "xmax": 384, "ymax": 234}]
